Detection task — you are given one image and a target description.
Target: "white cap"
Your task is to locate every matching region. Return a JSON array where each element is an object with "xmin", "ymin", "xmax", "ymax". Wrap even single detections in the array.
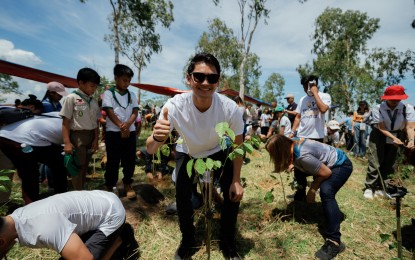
[
  {"xmin": 327, "ymin": 120, "xmax": 340, "ymax": 130},
  {"xmin": 46, "ymin": 82, "xmax": 68, "ymax": 96}
]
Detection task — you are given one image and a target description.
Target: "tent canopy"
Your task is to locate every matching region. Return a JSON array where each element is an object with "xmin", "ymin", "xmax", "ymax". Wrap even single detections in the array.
[{"xmin": 0, "ymin": 59, "xmax": 270, "ymax": 106}]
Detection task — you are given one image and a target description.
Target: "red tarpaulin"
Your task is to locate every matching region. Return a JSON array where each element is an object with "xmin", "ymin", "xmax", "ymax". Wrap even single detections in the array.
[{"xmin": 0, "ymin": 59, "xmax": 270, "ymax": 106}]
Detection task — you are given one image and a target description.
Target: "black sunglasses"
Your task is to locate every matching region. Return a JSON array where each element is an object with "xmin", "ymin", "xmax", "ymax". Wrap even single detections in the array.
[{"xmin": 191, "ymin": 72, "xmax": 220, "ymax": 84}]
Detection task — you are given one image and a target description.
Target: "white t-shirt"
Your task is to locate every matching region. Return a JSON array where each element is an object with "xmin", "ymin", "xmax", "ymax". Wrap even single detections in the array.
[
  {"xmin": 295, "ymin": 92, "xmax": 331, "ymax": 139},
  {"xmin": 260, "ymin": 113, "xmax": 271, "ymax": 127},
  {"xmin": 0, "ymin": 112, "xmax": 62, "ymax": 146},
  {"xmin": 246, "ymin": 125, "xmax": 261, "ymax": 137},
  {"xmin": 161, "ymin": 92, "xmax": 244, "ymax": 158},
  {"xmin": 279, "ymin": 116, "xmax": 292, "ymax": 137},
  {"xmin": 102, "ymin": 88, "xmax": 139, "ymax": 132},
  {"xmin": 11, "ymin": 190, "xmax": 125, "ymax": 253},
  {"xmin": 324, "ymin": 127, "xmax": 340, "ymax": 146}
]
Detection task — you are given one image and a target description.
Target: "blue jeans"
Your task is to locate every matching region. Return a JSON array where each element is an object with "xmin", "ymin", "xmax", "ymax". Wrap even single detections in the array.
[
  {"xmin": 320, "ymin": 158, "xmax": 353, "ymax": 243},
  {"xmin": 353, "ymin": 123, "xmax": 367, "ymax": 157}
]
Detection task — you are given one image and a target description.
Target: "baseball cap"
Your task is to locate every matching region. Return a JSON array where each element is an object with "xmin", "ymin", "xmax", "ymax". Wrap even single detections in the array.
[
  {"xmin": 327, "ymin": 120, "xmax": 340, "ymax": 130},
  {"xmin": 251, "ymin": 120, "xmax": 260, "ymax": 127},
  {"xmin": 274, "ymin": 106, "xmax": 284, "ymax": 112},
  {"xmin": 381, "ymin": 85, "xmax": 408, "ymax": 100},
  {"xmin": 47, "ymin": 81, "xmax": 68, "ymax": 97},
  {"xmin": 285, "ymin": 94, "xmax": 294, "ymax": 99}
]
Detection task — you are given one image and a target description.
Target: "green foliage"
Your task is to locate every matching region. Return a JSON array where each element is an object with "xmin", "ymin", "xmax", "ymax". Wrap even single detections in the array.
[
  {"xmin": 264, "ymin": 188, "xmax": 274, "ymax": 203},
  {"xmin": 298, "ymin": 7, "xmax": 415, "ymax": 113},
  {"xmin": 0, "ymin": 169, "xmax": 13, "ymax": 193},
  {"xmin": 0, "ymin": 73, "xmax": 21, "ymax": 103},
  {"xmin": 262, "ymin": 72, "xmax": 285, "ymax": 104}
]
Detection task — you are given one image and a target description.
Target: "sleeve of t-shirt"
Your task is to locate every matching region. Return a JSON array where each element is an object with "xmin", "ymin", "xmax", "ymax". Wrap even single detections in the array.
[
  {"xmin": 59, "ymin": 95, "xmax": 75, "ymax": 119},
  {"xmin": 130, "ymin": 91, "xmax": 139, "ymax": 110},
  {"xmin": 102, "ymin": 90, "xmax": 113, "ymax": 109},
  {"xmin": 229, "ymin": 107, "xmax": 244, "ymax": 136},
  {"xmin": 296, "ymin": 154, "xmax": 322, "ymax": 176},
  {"xmin": 405, "ymin": 104, "xmax": 415, "ymax": 122},
  {"xmin": 320, "ymin": 93, "xmax": 331, "ymax": 107},
  {"xmin": 295, "ymin": 98, "xmax": 303, "ymax": 114},
  {"xmin": 371, "ymin": 105, "xmax": 382, "ymax": 124}
]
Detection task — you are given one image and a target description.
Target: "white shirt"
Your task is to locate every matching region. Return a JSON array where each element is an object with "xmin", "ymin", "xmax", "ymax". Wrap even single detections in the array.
[
  {"xmin": 246, "ymin": 125, "xmax": 261, "ymax": 137},
  {"xmin": 161, "ymin": 92, "xmax": 244, "ymax": 158},
  {"xmin": 371, "ymin": 102, "xmax": 415, "ymax": 130},
  {"xmin": 0, "ymin": 112, "xmax": 62, "ymax": 146},
  {"xmin": 279, "ymin": 116, "xmax": 292, "ymax": 137},
  {"xmin": 102, "ymin": 88, "xmax": 139, "ymax": 132},
  {"xmin": 296, "ymin": 92, "xmax": 331, "ymax": 139},
  {"xmin": 11, "ymin": 190, "xmax": 125, "ymax": 253}
]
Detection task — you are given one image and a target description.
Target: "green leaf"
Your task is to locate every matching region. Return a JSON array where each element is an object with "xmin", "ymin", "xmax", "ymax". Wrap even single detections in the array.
[
  {"xmin": 264, "ymin": 189, "xmax": 274, "ymax": 203},
  {"xmin": 160, "ymin": 144, "xmax": 170, "ymax": 157},
  {"xmin": 228, "ymin": 152, "xmax": 236, "ymax": 161},
  {"xmin": 0, "ymin": 185, "xmax": 8, "ymax": 193},
  {"xmin": 234, "ymin": 148, "xmax": 244, "ymax": 157},
  {"xmin": 186, "ymin": 159, "xmax": 194, "ymax": 178},
  {"xmin": 219, "ymin": 137, "xmax": 228, "ymax": 151},
  {"xmin": 176, "ymin": 138, "xmax": 183, "ymax": 145},
  {"xmin": 0, "ymin": 169, "xmax": 14, "ymax": 174},
  {"xmin": 0, "ymin": 176, "xmax": 11, "ymax": 181},
  {"xmin": 388, "ymin": 242, "xmax": 397, "ymax": 250},
  {"xmin": 379, "ymin": 233, "xmax": 390, "ymax": 243},
  {"xmin": 243, "ymin": 142, "xmax": 254, "ymax": 154},
  {"xmin": 215, "ymin": 122, "xmax": 229, "ymax": 137},
  {"xmin": 270, "ymin": 174, "xmax": 277, "ymax": 179},
  {"xmin": 214, "ymin": 161, "xmax": 222, "ymax": 169},
  {"xmin": 205, "ymin": 158, "xmax": 215, "ymax": 170},
  {"xmin": 194, "ymin": 158, "xmax": 207, "ymax": 175},
  {"xmin": 226, "ymin": 128, "xmax": 235, "ymax": 142}
]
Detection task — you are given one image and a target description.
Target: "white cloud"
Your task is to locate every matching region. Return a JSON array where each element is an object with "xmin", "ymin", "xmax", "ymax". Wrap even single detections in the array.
[{"xmin": 0, "ymin": 39, "xmax": 42, "ymax": 66}]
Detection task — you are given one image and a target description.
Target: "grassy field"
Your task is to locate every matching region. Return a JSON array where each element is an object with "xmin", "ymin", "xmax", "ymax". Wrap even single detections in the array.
[{"xmin": 3, "ymin": 128, "xmax": 415, "ymax": 260}]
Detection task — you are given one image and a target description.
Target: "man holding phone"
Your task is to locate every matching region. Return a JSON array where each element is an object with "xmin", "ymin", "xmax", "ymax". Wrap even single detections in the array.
[{"xmin": 290, "ymin": 75, "xmax": 332, "ymax": 201}]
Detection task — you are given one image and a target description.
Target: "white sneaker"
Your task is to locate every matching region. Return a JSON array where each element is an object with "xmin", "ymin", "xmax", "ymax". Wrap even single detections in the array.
[
  {"xmin": 363, "ymin": 189, "xmax": 374, "ymax": 199},
  {"xmin": 374, "ymin": 190, "xmax": 387, "ymax": 198}
]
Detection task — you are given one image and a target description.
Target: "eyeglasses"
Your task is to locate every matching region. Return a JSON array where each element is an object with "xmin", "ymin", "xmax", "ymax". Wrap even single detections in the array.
[{"xmin": 191, "ymin": 72, "xmax": 220, "ymax": 84}]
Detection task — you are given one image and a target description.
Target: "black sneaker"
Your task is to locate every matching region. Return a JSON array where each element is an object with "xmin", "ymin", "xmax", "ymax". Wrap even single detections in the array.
[
  {"xmin": 219, "ymin": 240, "xmax": 242, "ymax": 260},
  {"xmin": 174, "ymin": 240, "xmax": 196, "ymax": 260},
  {"xmin": 315, "ymin": 240, "xmax": 346, "ymax": 260}
]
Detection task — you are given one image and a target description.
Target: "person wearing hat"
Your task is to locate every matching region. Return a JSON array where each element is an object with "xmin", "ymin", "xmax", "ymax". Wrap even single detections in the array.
[
  {"xmin": 325, "ymin": 120, "xmax": 341, "ymax": 147},
  {"xmin": 363, "ymin": 85, "xmax": 415, "ymax": 200},
  {"xmin": 284, "ymin": 93, "xmax": 297, "ymax": 125},
  {"xmin": 42, "ymin": 81, "xmax": 68, "ymax": 113},
  {"xmin": 245, "ymin": 120, "xmax": 266, "ymax": 143},
  {"xmin": 267, "ymin": 106, "xmax": 292, "ymax": 138}
]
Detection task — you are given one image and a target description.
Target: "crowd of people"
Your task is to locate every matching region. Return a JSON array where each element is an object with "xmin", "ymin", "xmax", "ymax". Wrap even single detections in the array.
[{"xmin": 0, "ymin": 52, "xmax": 414, "ymax": 260}]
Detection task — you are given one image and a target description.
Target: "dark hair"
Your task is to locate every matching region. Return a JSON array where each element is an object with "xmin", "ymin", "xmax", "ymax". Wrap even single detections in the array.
[
  {"xmin": 357, "ymin": 100, "xmax": 369, "ymax": 114},
  {"xmin": 21, "ymin": 94, "xmax": 42, "ymax": 111},
  {"xmin": 114, "ymin": 64, "xmax": 134, "ymax": 78},
  {"xmin": 77, "ymin": 68, "xmax": 100, "ymax": 85},
  {"xmin": 187, "ymin": 53, "xmax": 221, "ymax": 75},
  {"xmin": 14, "ymin": 99, "xmax": 21, "ymax": 107},
  {"xmin": 265, "ymin": 134, "xmax": 294, "ymax": 173},
  {"xmin": 347, "ymin": 111, "xmax": 353, "ymax": 116},
  {"xmin": 233, "ymin": 96, "xmax": 243, "ymax": 105},
  {"xmin": 301, "ymin": 75, "xmax": 319, "ymax": 86},
  {"xmin": 0, "ymin": 217, "xmax": 5, "ymax": 233}
]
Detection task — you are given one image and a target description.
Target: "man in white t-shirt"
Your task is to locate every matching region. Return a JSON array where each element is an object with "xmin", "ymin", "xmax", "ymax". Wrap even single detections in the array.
[
  {"xmin": 146, "ymin": 53, "xmax": 244, "ymax": 260},
  {"xmin": 0, "ymin": 190, "xmax": 126, "ymax": 260},
  {"xmin": 0, "ymin": 112, "xmax": 67, "ymax": 204},
  {"xmin": 245, "ymin": 121, "xmax": 266, "ymax": 142},
  {"xmin": 290, "ymin": 75, "xmax": 332, "ymax": 201}
]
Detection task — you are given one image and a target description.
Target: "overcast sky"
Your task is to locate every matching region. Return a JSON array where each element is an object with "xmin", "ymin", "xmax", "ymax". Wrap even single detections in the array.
[{"xmin": 1, "ymin": 0, "xmax": 414, "ymax": 118}]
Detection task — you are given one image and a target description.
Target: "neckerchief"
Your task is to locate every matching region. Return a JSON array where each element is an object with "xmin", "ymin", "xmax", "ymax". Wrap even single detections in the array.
[{"xmin": 109, "ymin": 86, "xmax": 131, "ymax": 109}]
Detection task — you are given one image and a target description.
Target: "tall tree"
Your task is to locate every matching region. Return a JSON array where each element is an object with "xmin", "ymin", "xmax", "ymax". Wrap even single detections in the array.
[
  {"xmin": 262, "ymin": 73, "xmax": 285, "ymax": 104},
  {"xmin": 0, "ymin": 74, "xmax": 21, "ymax": 103},
  {"xmin": 195, "ymin": 18, "xmax": 262, "ymax": 95},
  {"xmin": 213, "ymin": 0, "xmax": 270, "ymax": 100},
  {"xmin": 115, "ymin": 0, "xmax": 174, "ymax": 103}
]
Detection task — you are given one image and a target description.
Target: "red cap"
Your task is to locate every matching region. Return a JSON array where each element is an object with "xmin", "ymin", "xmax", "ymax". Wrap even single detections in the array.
[{"xmin": 381, "ymin": 85, "xmax": 408, "ymax": 100}]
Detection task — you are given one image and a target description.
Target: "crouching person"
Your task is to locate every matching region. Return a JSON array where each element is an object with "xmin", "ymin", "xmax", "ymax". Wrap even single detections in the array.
[
  {"xmin": 0, "ymin": 190, "xmax": 126, "ymax": 260},
  {"xmin": 265, "ymin": 134, "xmax": 352, "ymax": 260}
]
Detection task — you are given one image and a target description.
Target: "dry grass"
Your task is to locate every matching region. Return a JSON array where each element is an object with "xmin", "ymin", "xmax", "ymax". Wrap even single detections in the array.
[{"xmin": 5, "ymin": 133, "xmax": 415, "ymax": 259}]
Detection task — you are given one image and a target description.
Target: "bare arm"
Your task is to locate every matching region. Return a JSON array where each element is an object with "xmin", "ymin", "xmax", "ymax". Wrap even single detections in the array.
[
  {"xmin": 406, "ymin": 121, "xmax": 415, "ymax": 148},
  {"xmin": 290, "ymin": 113, "xmax": 301, "ymax": 137},
  {"xmin": 306, "ymin": 163, "xmax": 332, "ymax": 203},
  {"xmin": 60, "ymin": 233, "xmax": 93, "ymax": 260},
  {"xmin": 146, "ymin": 108, "xmax": 170, "ymax": 154},
  {"xmin": 378, "ymin": 122, "xmax": 403, "ymax": 145},
  {"xmin": 310, "ymin": 86, "xmax": 329, "ymax": 113},
  {"xmin": 62, "ymin": 117, "xmax": 74, "ymax": 154}
]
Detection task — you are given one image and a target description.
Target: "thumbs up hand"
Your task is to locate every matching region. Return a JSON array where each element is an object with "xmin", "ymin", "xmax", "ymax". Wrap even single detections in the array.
[{"xmin": 152, "ymin": 107, "xmax": 170, "ymax": 143}]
